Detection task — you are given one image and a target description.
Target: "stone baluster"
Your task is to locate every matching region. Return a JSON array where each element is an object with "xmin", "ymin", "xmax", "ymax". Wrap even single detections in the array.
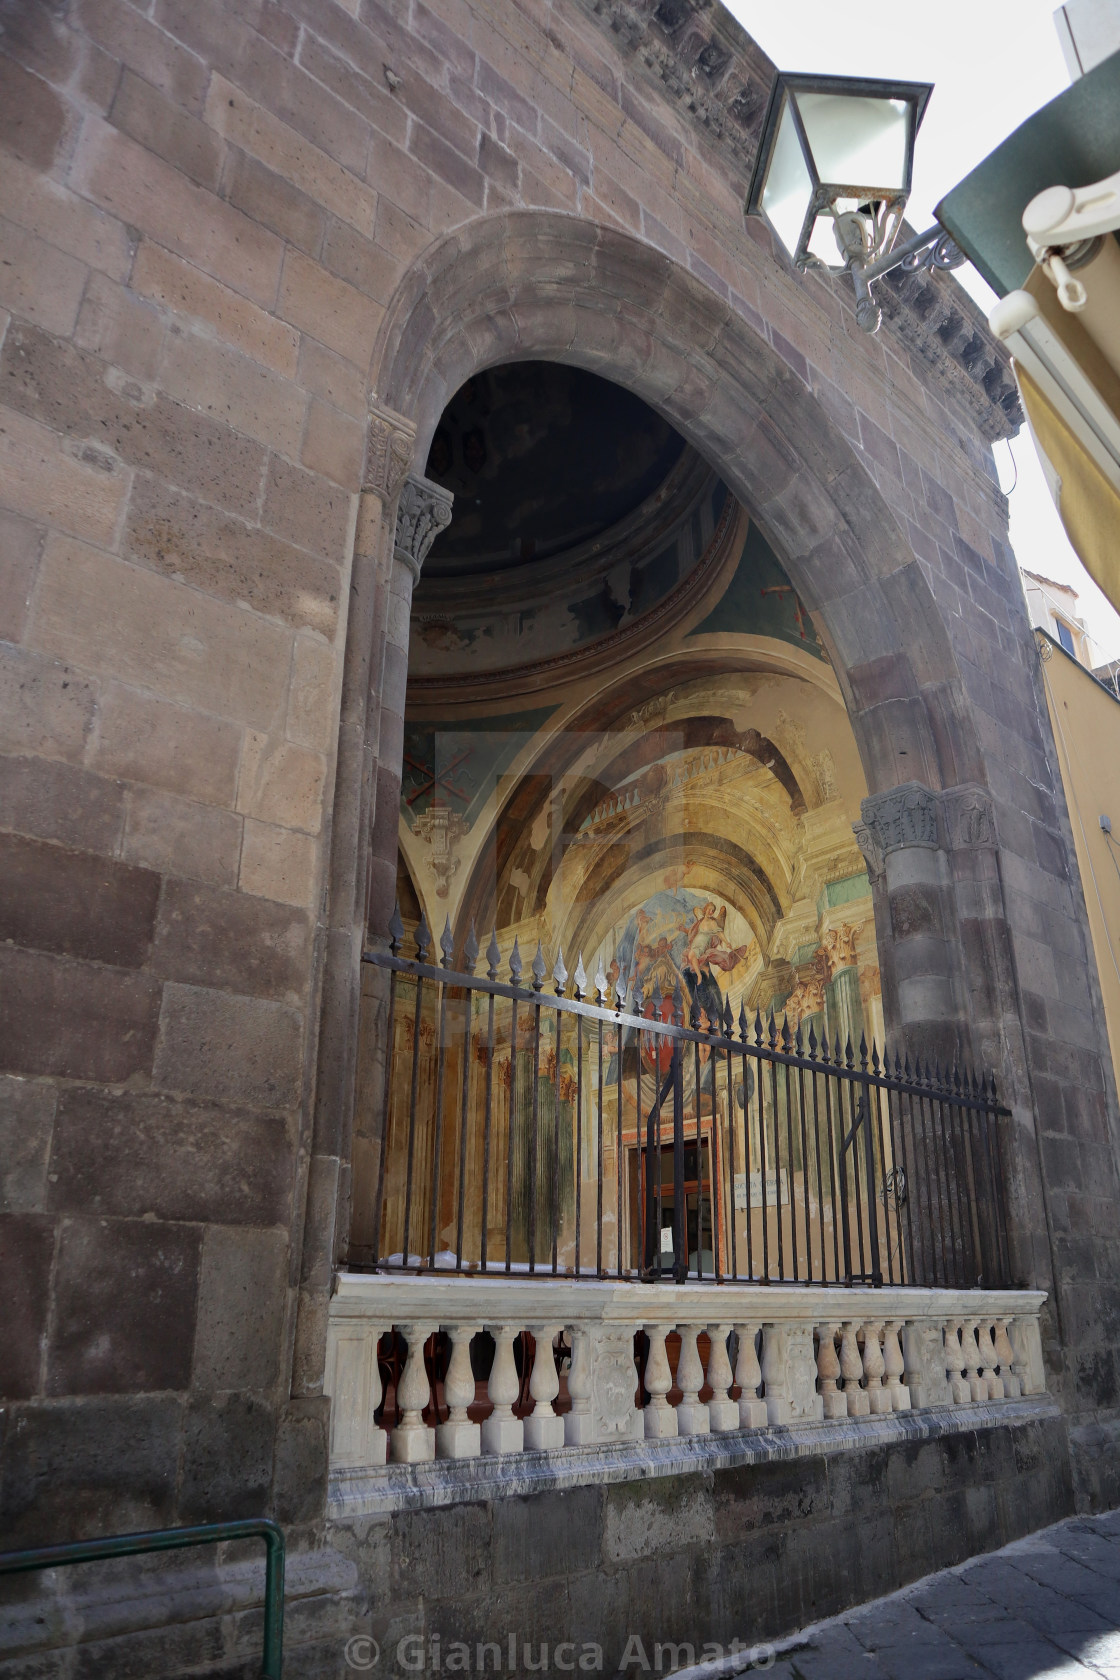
[
  {"xmin": 524, "ymin": 1325, "xmax": 565, "ymax": 1450},
  {"xmin": 435, "ymin": 1322, "xmax": 481, "ymax": 1459},
  {"xmin": 760, "ymin": 1324, "xmax": 793, "ymax": 1425},
  {"xmin": 481, "ymin": 1324, "xmax": 524, "ymax": 1455},
  {"xmin": 882, "ymin": 1322, "xmax": 910, "ymax": 1411},
  {"xmin": 734, "ymin": 1324, "xmax": 768, "ymax": 1427},
  {"xmin": 861, "ymin": 1321, "xmax": 891, "ymax": 1414},
  {"xmin": 944, "ymin": 1321, "xmax": 970, "ymax": 1403},
  {"xmin": 840, "ymin": 1321, "xmax": 869, "ymax": 1417},
  {"xmin": 675, "ymin": 1326, "xmax": 710, "ymax": 1435},
  {"xmin": 1008, "ymin": 1315, "xmax": 1044, "ymax": 1395},
  {"xmin": 644, "ymin": 1324, "xmax": 678, "ymax": 1438},
  {"xmin": 961, "ymin": 1319, "xmax": 986, "ymax": 1402},
  {"xmin": 977, "ymin": 1321, "xmax": 1004, "ymax": 1400},
  {"xmin": 816, "ymin": 1324, "xmax": 846, "ymax": 1420},
  {"xmin": 391, "ymin": 1322, "xmax": 437, "ymax": 1463},
  {"xmin": 706, "ymin": 1324, "xmax": 739, "ymax": 1432},
  {"xmin": 564, "ymin": 1325, "xmax": 593, "ymax": 1445},
  {"xmin": 994, "ymin": 1319, "xmax": 1021, "ymax": 1398}
]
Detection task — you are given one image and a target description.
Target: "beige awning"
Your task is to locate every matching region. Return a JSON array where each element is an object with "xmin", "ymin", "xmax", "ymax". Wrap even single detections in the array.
[{"xmin": 992, "ymin": 263, "xmax": 1120, "ymax": 616}]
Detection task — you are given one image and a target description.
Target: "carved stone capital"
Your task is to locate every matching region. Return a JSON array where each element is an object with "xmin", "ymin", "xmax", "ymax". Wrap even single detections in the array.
[
  {"xmin": 394, "ymin": 473, "xmax": 453, "ymax": 585},
  {"xmin": 942, "ymin": 784, "xmax": 998, "ymax": 851},
  {"xmin": 364, "ymin": 397, "xmax": 416, "ymax": 502},
  {"xmin": 853, "ymin": 819, "xmax": 884, "ymax": 885},
  {"xmin": 859, "ymin": 782, "xmax": 940, "ymax": 858},
  {"xmin": 857, "ymin": 781, "xmax": 998, "ymax": 868}
]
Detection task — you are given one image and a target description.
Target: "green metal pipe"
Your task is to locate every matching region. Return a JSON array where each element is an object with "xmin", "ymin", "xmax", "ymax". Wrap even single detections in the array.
[{"xmin": 0, "ymin": 1518, "xmax": 285, "ymax": 1678}]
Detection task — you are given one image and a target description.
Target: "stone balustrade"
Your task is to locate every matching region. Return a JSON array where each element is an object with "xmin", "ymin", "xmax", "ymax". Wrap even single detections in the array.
[{"xmin": 325, "ymin": 1277, "xmax": 1047, "ymax": 1475}]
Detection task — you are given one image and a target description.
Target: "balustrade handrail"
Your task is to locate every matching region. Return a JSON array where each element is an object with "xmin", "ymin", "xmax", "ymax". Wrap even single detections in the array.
[
  {"xmin": 359, "ymin": 914, "xmax": 1013, "ymax": 1292},
  {"xmin": 324, "ymin": 1273, "xmax": 1049, "ymax": 1482}
]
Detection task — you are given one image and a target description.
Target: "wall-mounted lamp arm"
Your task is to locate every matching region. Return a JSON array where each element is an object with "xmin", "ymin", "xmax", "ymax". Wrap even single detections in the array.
[{"xmin": 841, "ymin": 224, "xmax": 966, "ymax": 334}]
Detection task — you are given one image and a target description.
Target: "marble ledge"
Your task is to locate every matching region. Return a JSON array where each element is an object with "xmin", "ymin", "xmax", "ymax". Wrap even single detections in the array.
[{"xmin": 327, "ymin": 1395, "xmax": 1060, "ymax": 1517}]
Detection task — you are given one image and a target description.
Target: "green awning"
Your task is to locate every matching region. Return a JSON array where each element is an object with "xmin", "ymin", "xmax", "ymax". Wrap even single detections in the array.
[{"xmin": 935, "ymin": 48, "xmax": 1120, "ymax": 297}]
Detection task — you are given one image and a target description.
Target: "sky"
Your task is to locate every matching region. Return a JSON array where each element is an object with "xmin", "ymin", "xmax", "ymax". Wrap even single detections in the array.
[{"xmin": 726, "ymin": 0, "xmax": 1120, "ymax": 663}]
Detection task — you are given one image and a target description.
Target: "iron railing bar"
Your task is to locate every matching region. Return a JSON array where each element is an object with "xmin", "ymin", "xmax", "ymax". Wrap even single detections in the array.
[
  {"xmin": 454, "ymin": 988, "xmax": 472, "ymax": 1269},
  {"xmin": 739, "ymin": 1036, "xmax": 755, "ymax": 1282},
  {"xmin": 365, "ymin": 956, "xmax": 1010, "ymax": 1108},
  {"xmin": 551, "ymin": 1001, "xmax": 563, "ymax": 1276},
  {"xmin": 371, "ymin": 963, "xmax": 397, "ymax": 1263},
  {"xmin": 505, "ymin": 995, "xmax": 519, "ymax": 1275},
  {"xmin": 769, "ymin": 1046, "xmax": 784, "ymax": 1281},
  {"xmin": 480, "ymin": 987, "xmax": 496, "ymax": 1272},
  {"xmin": 401, "ymin": 969, "xmax": 425, "ymax": 1263},
  {"xmin": 428, "ymin": 973, "xmax": 451, "ymax": 1267},
  {"xmin": 724, "ymin": 1028, "xmax": 737, "ymax": 1281},
  {"xmin": 0, "ymin": 1521, "xmax": 286, "ymax": 1680},
  {"xmin": 528, "ymin": 993, "xmax": 542, "ymax": 1274},
  {"xmin": 575, "ymin": 1010, "xmax": 584, "ymax": 1278},
  {"xmin": 795, "ymin": 1055, "xmax": 812, "ymax": 1283},
  {"xmin": 596, "ymin": 1012, "xmax": 605, "ymax": 1279},
  {"xmin": 711, "ymin": 1021, "xmax": 724, "ymax": 1283}
]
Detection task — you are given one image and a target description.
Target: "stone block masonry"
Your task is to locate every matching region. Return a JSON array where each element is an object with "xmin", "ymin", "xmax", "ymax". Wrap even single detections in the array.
[{"xmin": 0, "ymin": 0, "xmax": 1116, "ymax": 1669}]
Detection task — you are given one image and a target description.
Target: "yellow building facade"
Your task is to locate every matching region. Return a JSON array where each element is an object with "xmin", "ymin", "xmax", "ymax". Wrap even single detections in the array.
[{"xmin": 1033, "ymin": 602, "xmax": 1120, "ymax": 1101}]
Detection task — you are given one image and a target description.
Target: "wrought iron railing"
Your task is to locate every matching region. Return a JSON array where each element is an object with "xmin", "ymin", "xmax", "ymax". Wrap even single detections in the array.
[{"xmin": 358, "ymin": 913, "xmax": 1012, "ymax": 1289}]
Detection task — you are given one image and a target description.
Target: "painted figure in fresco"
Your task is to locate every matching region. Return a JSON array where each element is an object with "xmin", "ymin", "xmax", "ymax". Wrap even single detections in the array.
[{"xmin": 603, "ymin": 888, "xmax": 754, "ymax": 1093}]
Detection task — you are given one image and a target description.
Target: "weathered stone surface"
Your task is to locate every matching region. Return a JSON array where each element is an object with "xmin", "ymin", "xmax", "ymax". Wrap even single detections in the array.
[
  {"xmin": 30, "ymin": 537, "xmax": 292, "ymax": 728},
  {"xmin": 152, "ymin": 981, "xmax": 303, "ymax": 1109},
  {"xmin": 92, "ymin": 684, "xmax": 241, "ymax": 808},
  {"xmin": 151, "ymin": 878, "xmax": 311, "ymax": 1003},
  {"xmin": 179, "ymin": 1391, "xmax": 276, "ymax": 1522},
  {"xmin": 191, "ymin": 1225, "xmax": 288, "ymax": 1391},
  {"xmin": 1, "ymin": 1214, "xmax": 54, "ymax": 1398},
  {"xmin": 123, "ymin": 786, "xmax": 243, "ymax": 888},
  {"xmin": 0, "ymin": 53, "xmax": 66, "ymax": 170},
  {"xmin": 3, "ymin": 321, "xmax": 272, "ymax": 518},
  {"xmin": 0, "ymin": 833, "xmax": 161, "ymax": 967},
  {"xmin": 0, "ymin": 1075, "xmax": 56, "ymax": 1214},
  {"xmin": 48, "ymin": 1088, "xmax": 295, "ymax": 1226},
  {"xmin": 0, "ymin": 507, "xmax": 43, "ymax": 643},
  {"xmin": 0, "ymin": 946, "xmax": 161, "ymax": 1083},
  {"xmin": 47, "ymin": 1217, "xmax": 201, "ymax": 1395},
  {"xmin": 0, "ymin": 753, "xmax": 125, "ymax": 854},
  {"xmin": 0, "ymin": 644, "xmax": 98, "ymax": 766},
  {"xmin": 0, "ymin": 1395, "xmax": 182, "ymax": 1546},
  {"xmin": 123, "ymin": 472, "xmax": 341, "ymax": 636}
]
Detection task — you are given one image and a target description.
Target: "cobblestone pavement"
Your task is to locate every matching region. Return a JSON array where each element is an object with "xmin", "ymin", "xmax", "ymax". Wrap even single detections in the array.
[{"xmin": 760, "ymin": 1512, "xmax": 1120, "ymax": 1680}]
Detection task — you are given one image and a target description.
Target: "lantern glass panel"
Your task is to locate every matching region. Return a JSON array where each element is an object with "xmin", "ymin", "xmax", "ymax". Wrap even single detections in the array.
[
  {"xmin": 760, "ymin": 93, "xmax": 814, "ymax": 261},
  {"xmin": 793, "ymin": 91, "xmax": 911, "ymax": 193}
]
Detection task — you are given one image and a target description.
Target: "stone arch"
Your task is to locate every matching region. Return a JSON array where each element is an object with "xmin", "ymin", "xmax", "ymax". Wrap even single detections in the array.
[{"xmin": 370, "ymin": 208, "xmax": 983, "ymax": 802}]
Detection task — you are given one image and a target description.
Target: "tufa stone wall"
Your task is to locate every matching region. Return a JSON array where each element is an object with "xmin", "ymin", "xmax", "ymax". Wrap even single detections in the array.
[{"xmin": 0, "ymin": 0, "xmax": 1115, "ymax": 1585}]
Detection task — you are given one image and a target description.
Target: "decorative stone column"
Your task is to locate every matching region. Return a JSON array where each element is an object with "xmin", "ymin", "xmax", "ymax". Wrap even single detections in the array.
[
  {"xmin": 344, "ymin": 462, "xmax": 452, "ymax": 1271},
  {"xmin": 368, "ymin": 469, "xmax": 453, "ymax": 935},
  {"xmin": 292, "ymin": 397, "xmax": 417, "ymax": 1405}
]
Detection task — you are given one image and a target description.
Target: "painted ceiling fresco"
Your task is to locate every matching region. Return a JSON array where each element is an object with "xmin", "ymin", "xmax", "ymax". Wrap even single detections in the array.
[
  {"xmin": 688, "ymin": 522, "xmax": 826, "ymax": 660},
  {"xmin": 423, "ymin": 362, "xmax": 686, "ymax": 575},
  {"xmin": 409, "ymin": 467, "xmax": 728, "ymax": 679}
]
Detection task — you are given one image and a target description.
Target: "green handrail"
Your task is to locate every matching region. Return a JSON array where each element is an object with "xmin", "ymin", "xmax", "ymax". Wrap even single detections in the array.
[{"xmin": 0, "ymin": 1518, "xmax": 285, "ymax": 1678}]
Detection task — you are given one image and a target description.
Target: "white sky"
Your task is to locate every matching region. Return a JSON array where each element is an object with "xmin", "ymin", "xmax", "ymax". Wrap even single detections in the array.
[{"xmin": 726, "ymin": 0, "xmax": 1120, "ymax": 662}]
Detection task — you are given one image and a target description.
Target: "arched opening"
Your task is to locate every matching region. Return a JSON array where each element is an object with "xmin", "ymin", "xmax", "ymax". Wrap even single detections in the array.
[
  {"xmin": 353, "ymin": 358, "xmax": 917, "ymax": 1281},
  {"xmin": 333, "ymin": 211, "xmax": 1042, "ymax": 1304}
]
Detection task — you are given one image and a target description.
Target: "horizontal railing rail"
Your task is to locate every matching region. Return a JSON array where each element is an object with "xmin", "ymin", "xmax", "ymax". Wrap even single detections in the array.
[
  {"xmin": 0, "ymin": 1519, "xmax": 285, "ymax": 1679},
  {"xmin": 358, "ymin": 912, "xmax": 1012, "ymax": 1290}
]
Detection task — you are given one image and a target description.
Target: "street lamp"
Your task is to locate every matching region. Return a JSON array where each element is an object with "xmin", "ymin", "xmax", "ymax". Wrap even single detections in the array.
[{"xmin": 746, "ymin": 71, "xmax": 964, "ymax": 332}]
